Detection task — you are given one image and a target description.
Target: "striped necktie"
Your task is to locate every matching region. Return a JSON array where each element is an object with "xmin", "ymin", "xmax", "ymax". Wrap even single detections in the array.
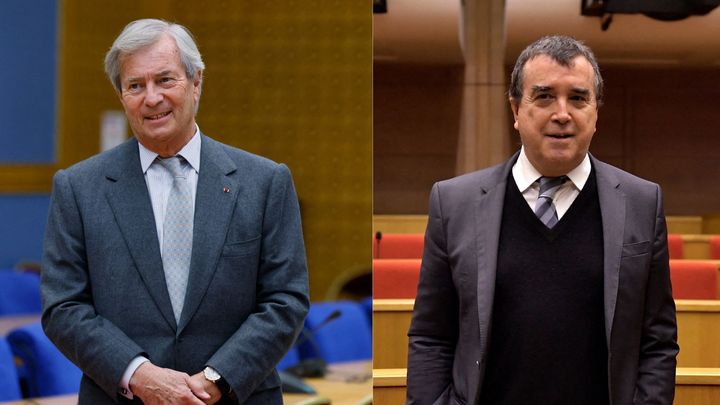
[{"xmin": 534, "ymin": 176, "xmax": 567, "ymax": 229}]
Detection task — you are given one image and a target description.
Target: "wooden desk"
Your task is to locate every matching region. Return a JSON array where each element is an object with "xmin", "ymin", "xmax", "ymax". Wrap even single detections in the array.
[
  {"xmin": 373, "ymin": 368, "xmax": 407, "ymax": 405},
  {"xmin": 0, "ymin": 362, "xmax": 372, "ymax": 405},
  {"xmin": 0, "ymin": 314, "xmax": 40, "ymax": 336},
  {"xmin": 373, "ymin": 299, "xmax": 413, "ymax": 369},
  {"xmin": 677, "ymin": 368, "xmax": 720, "ymax": 405},
  {"xmin": 284, "ymin": 360, "xmax": 372, "ymax": 405},
  {"xmin": 677, "ymin": 300, "xmax": 720, "ymax": 367},
  {"xmin": 373, "ymin": 367, "xmax": 720, "ymax": 405},
  {"xmin": 374, "ymin": 299, "xmax": 720, "ymax": 369},
  {"xmin": 0, "ymin": 394, "xmax": 76, "ymax": 405}
]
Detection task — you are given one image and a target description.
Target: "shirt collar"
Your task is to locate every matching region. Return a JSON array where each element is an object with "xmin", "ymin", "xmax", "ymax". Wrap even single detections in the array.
[
  {"xmin": 512, "ymin": 146, "xmax": 591, "ymax": 192},
  {"xmin": 138, "ymin": 125, "xmax": 201, "ymax": 174}
]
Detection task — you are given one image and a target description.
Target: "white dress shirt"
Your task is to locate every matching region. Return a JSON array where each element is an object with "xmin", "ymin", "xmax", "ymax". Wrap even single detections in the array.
[
  {"xmin": 511, "ymin": 146, "xmax": 591, "ymax": 220},
  {"xmin": 119, "ymin": 127, "xmax": 201, "ymax": 399}
]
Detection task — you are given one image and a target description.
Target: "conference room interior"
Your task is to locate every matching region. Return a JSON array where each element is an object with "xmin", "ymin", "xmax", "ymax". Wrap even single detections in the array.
[
  {"xmin": 4, "ymin": 0, "xmax": 720, "ymax": 404},
  {"xmin": 372, "ymin": 0, "xmax": 720, "ymax": 404}
]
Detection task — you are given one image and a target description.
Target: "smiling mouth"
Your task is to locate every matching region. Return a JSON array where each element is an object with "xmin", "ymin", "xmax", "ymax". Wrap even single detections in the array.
[
  {"xmin": 547, "ymin": 133, "xmax": 573, "ymax": 139},
  {"xmin": 146, "ymin": 111, "xmax": 171, "ymax": 121}
]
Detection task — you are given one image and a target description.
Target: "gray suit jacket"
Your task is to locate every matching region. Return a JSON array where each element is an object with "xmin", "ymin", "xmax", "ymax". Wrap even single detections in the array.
[
  {"xmin": 407, "ymin": 153, "xmax": 678, "ymax": 405},
  {"xmin": 41, "ymin": 134, "xmax": 309, "ymax": 404}
]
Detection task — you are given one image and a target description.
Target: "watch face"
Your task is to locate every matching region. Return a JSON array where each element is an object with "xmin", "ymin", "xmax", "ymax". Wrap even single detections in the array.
[{"xmin": 204, "ymin": 367, "xmax": 221, "ymax": 381}]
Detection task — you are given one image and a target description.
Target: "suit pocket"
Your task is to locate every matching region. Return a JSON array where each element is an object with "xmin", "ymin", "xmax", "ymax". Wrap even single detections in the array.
[
  {"xmin": 621, "ymin": 240, "xmax": 650, "ymax": 258},
  {"xmin": 222, "ymin": 236, "xmax": 261, "ymax": 257}
]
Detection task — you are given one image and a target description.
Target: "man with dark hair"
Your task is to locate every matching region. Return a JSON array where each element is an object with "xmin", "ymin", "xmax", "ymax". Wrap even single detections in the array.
[
  {"xmin": 42, "ymin": 19, "xmax": 309, "ymax": 404},
  {"xmin": 407, "ymin": 35, "xmax": 677, "ymax": 405}
]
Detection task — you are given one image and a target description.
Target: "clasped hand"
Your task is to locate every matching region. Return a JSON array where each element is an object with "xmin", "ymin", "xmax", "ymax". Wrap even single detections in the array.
[{"xmin": 129, "ymin": 362, "xmax": 222, "ymax": 404}]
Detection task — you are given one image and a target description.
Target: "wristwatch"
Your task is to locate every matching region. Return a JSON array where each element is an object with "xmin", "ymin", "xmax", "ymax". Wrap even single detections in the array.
[{"xmin": 203, "ymin": 366, "xmax": 233, "ymax": 398}]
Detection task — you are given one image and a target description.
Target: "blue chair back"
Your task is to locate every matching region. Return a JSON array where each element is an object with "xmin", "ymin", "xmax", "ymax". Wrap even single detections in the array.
[
  {"xmin": 299, "ymin": 300, "xmax": 372, "ymax": 363},
  {"xmin": 0, "ymin": 337, "xmax": 22, "ymax": 401},
  {"xmin": 0, "ymin": 269, "xmax": 41, "ymax": 315},
  {"xmin": 277, "ymin": 347, "xmax": 301, "ymax": 371},
  {"xmin": 7, "ymin": 322, "xmax": 82, "ymax": 397}
]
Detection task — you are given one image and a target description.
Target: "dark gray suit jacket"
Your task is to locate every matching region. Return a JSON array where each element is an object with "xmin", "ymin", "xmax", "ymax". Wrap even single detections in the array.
[
  {"xmin": 41, "ymin": 134, "xmax": 309, "ymax": 404},
  {"xmin": 407, "ymin": 153, "xmax": 678, "ymax": 405}
]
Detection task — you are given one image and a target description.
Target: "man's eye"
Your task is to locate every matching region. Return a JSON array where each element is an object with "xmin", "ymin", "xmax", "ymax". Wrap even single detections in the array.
[
  {"xmin": 127, "ymin": 83, "xmax": 141, "ymax": 92},
  {"xmin": 159, "ymin": 77, "xmax": 175, "ymax": 86}
]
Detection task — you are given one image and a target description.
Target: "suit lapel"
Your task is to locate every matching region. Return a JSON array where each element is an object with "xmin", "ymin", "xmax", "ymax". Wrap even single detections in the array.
[
  {"xmin": 178, "ymin": 135, "xmax": 239, "ymax": 332},
  {"xmin": 104, "ymin": 139, "xmax": 177, "ymax": 331},
  {"xmin": 475, "ymin": 154, "xmax": 516, "ymax": 359},
  {"xmin": 593, "ymin": 156, "xmax": 625, "ymax": 344}
]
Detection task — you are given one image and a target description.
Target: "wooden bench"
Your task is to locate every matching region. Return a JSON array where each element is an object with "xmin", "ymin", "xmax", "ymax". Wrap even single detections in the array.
[
  {"xmin": 375, "ymin": 215, "xmax": 705, "ymax": 235},
  {"xmin": 373, "ymin": 215, "xmax": 427, "ymax": 234},
  {"xmin": 667, "ymin": 216, "xmax": 703, "ymax": 234},
  {"xmin": 373, "ymin": 299, "xmax": 720, "ymax": 369},
  {"xmin": 373, "ymin": 299, "xmax": 413, "ymax": 369}
]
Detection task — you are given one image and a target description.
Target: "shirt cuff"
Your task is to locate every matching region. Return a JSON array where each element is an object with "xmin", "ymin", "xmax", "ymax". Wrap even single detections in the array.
[{"xmin": 119, "ymin": 356, "xmax": 150, "ymax": 399}]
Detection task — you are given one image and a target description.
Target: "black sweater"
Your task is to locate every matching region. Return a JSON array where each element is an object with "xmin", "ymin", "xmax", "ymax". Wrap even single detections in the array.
[{"xmin": 479, "ymin": 170, "xmax": 609, "ymax": 405}]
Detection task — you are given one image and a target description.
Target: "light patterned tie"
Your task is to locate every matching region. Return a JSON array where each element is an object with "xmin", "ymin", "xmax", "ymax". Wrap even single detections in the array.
[
  {"xmin": 534, "ymin": 176, "xmax": 567, "ymax": 229},
  {"xmin": 159, "ymin": 156, "xmax": 193, "ymax": 323}
]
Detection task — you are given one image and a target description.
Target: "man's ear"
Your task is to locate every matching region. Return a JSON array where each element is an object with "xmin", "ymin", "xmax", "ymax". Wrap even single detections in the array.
[
  {"xmin": 509, "ymin": 98, "xmax": 520, "ymax": 130},
  {"xmin": 193, "ymin": 70, "xmax": 203, "ymax": 100}
]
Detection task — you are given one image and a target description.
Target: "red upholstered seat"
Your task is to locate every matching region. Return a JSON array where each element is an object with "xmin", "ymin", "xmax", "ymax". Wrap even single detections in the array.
[
  {"xmin": 669, "ymin": 260, "xmax": 717, "ymax": 300},
  {"xmin": 667, "ymin": 234, "xmax": 684, "ymax": 259},
  {"xmin": 373, "ymin": 258, "xmax": 422, "ymax": 299},
  {"xmin": 709, "ymin": 235, "xmax": 720, "ymax": 260},
  {"xmin": 373, "ymin": 233, "xmax": 424, "ymax": 259}
]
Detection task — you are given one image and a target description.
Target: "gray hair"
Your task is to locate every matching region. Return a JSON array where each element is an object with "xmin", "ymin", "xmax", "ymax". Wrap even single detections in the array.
[
  {"xmin": 509, "ymin": 35, "xmax": 603, "ymax": 107},
  {"xmin": 104, "ymin": 18, "xmax": 205, "ymax": 95}
]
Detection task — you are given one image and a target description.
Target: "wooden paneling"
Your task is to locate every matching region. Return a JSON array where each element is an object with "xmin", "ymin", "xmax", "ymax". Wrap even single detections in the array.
[
  {"xmin": 0, "ymin": 165, "xmax": 55, "ymax": 193},
  {"xmin": 575, "ymin": 68, "xmax": 720, "ymax": 216},
  {"xmin": 373, "ymin": 64, "xmax": 463, "ymax": 214}
]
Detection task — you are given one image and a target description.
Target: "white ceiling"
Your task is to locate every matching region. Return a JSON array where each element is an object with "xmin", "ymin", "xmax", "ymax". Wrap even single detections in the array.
[
  {"xmin": 506, "ymin": 0, "xmax": 720, "ymax": 67},
  {"xmin": 374, "ymin": 0, "xmax": 464, "ymax": 64},
  {"xmin": 374, "ymin": 0, "xmax": 720, "ymax": 67}
]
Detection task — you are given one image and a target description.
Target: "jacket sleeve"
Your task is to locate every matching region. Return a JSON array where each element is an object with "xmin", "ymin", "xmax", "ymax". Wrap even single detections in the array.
[
  {"xmin": 205, "ymin": 163, "xmax": 310, "ymax": 403},
  {"xmin": 634, "ymin": 185, "xmax": 678, "ymax": 404},
  {"xmin": 407, "ymin": 182, "xmax": 460, "ymax": 405},
  {"xmin": 41, "ymin": 169, "xmax": 145, "ymax": 399}
]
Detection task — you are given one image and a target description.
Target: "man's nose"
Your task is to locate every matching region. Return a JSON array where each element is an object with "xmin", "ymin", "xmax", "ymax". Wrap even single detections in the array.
[
  {"xmin": 552, "ymin": 99, "xmax": 571, "ymax": 124},
  {"xmin": 144, "ymin": 83, "xmax": 163, "ymax": 106}
]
